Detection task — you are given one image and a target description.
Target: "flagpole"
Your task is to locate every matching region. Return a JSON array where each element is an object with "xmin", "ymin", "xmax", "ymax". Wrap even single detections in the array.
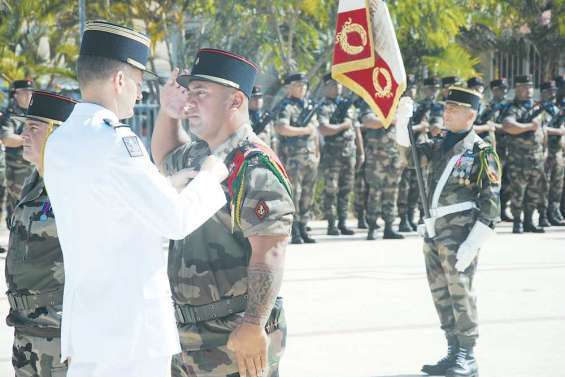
[{"xmin": 406, "ymin": 118, "xmax": 431, "ymax": 220}]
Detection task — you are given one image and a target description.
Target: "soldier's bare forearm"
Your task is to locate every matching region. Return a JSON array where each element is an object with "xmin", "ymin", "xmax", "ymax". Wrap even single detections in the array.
[
  {"xmin": 502, "ymin": 120, "xmax": 535, "ymax": 135},
  {"xmin": 152, "ymin": 111, "xmax": 188, "ymax": 166},
  {"xmin": 244, "ymin": 236, "xmax": 287, "ymax": 327}
]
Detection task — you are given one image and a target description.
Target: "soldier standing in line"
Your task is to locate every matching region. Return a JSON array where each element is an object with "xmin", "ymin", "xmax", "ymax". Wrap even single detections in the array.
[
  {"xmin": 538, "ymin": 81, "xmax": 565, "ymax": 226},
  {"xmin": 556, "ymin": 75, "xmax": 565, "ymax": 219},
  {"xmin": 398, "ymin": 74, "xmax": 420, "ymax": 232},
  {"xmin": 318, "ymin": 73, "xmax": 363, "ymax": 236},
  {"xmin": 354, "ymin": 96, "xmax": 369, "ymax": 229},
  {"xmin": 152, "ymin": 48, "xmax": 294, "ymax": 377},
  {"xmin": 249, "ymin": 86, "xmax": 275, "ymax": 148},
  {"xmin": 502, "ymin": 75, "xmax": 546, "ymax": 233},
  {"xmin": 396, "ymin": 87, "xmax": 501, "ymax": 377},
  {"xmin": 0, "ymin": 79, "xmax": 35, "ymax": 227},
  {"xmin": 479, "ymin": 79, "xmax": 512, "ymax": 221},
  {"xmin": 6, "ymin": 90, "xmax": 76, "ymax": 377},
  {"xmin": 440, "ymin": 76, "xmax": 461, "ymax": 101},
  {"xmin": 274, "ymin": 72, "xmax": 319, "ymax": 244},
  {"xmin": 358, "ymin": 101, "xmax": 404, "ymax": 240}
]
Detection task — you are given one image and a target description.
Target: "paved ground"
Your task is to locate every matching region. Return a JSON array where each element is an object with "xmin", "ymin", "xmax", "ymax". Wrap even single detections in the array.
[{"xmin": 0, "ymin": 220, "xmax": 564, "ymax": 376}]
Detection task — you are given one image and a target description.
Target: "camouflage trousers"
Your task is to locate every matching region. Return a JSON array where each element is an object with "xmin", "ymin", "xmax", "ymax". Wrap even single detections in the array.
[
  {"xmin": 397, "ymin": 167, "xmax": 419, "ymax": 214},
  {"xmin": 172, "ymin": 327, "xmax": 285, "ymax": 377},
  {"xmin": 5, "ymin": 162, "xmax": 33, "ymax": 223},
  {"xmin": 543, "ymin": 153, "xmax": 565, "ymax": 211},
  {"xmin": 506, "ymin": 153, "xmax": 547, "ymax": 217},
  {"xmin": 12, "ymin": 330, "xmax": 67, "ymax": 377},
  {"xmin": 364, "ymin": 145, "xmax": 401, "ymax": 224},
  {"xmin": 354, "ymin": 163, "xmax": 367, "ymax": 216},
  {"xmin": 496, "ymin": 139, "xmax": 511, "ymax": 206},
  {"xmin": 320, "ymin": 152, "xmax": 356, "ymax": 220},
  {"xmin": 424, "ymin": 240, "xmax": 479, "ymax": 347},
  {"xmin": 283, "ymin": 153, "xmax": 318, "ymax": 223}
]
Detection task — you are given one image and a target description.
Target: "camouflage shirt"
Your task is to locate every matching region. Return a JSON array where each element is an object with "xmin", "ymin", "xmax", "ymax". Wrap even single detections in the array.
[
  {"xmin": 317, "ymin": 96, "xmax": 356, "ymax": 158},
  {"xmin": 503, "ymin": 99, "xmax": 545, "ymax": 156},
  {"xmin": 539, "ymin": 101, "xmax": 564, "ymax": 155},
  {"xmin": 249, "ymin": 109, "xmax": 274, "ymax": 147},
  {"xmin": 276, "ymin": 97, "xmax": 318, "ymax": 155},
  {"xmin": 161, "ymin": 125, "xmax": 294, "ymax": 351},
  {"xmin": 5, "ymin": 170, "xmax": 64, "ymax": 336},
  {"xmin": 418, "ymin": 130, "xmax": 501, "ymax": 239},
  {"xmin": 0, "ymin": 110, "xmax": 33, "ymax": 169}
]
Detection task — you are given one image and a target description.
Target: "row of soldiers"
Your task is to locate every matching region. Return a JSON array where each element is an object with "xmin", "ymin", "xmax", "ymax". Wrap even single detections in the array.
[{"xmin": 249, "ymin": 72, "xmax": 565, "ymax": 243}]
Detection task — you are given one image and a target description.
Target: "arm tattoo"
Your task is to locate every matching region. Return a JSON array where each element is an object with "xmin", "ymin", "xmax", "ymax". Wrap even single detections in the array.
[{"xmin": 242, "ymin": 241, "xmax": 285, "ymax": 327}]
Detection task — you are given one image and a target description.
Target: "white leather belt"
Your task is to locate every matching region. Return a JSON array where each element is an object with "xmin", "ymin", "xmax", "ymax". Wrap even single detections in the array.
[{"xmin": 430, "ymin": 202, "xmax": 477, "ymax": 219}]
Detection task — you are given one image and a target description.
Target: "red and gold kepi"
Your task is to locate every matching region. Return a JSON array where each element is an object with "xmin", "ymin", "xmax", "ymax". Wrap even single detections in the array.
[{"xmin": 332, "ymin": 0, "xmax": 407, "ymax": 129}]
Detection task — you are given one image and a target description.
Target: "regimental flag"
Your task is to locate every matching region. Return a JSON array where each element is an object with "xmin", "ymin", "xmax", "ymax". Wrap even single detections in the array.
[{"xmin": 332, "ymin": 0, "xmax": 406, "ymax": 128}]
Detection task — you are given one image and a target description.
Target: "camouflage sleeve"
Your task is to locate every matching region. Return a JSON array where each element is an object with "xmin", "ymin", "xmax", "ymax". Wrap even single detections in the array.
[
  {"xmin": 502, "ymin": 105, "xmax": 518, "ymax": 123},
  {"xmin": 276, "ymin": 103, "xmax": 291, "ymax": 125},
  {"xmin": 159, "ymin": 143, "xmax": 192, "ymax": 176},
  {"xmin": 475, "ymin": 147, "xmax": 501, "ymax": 226},
  {"xmin": 317, "ymin": 103, "xmax": 331, "ymax": 125},
  {"xmin": 238, "ymin": 161, "xmax": 294, "ymax": 238},
  {"xmin": 0, "ymin": 115, "xmax": 15, "ymax": 140}
]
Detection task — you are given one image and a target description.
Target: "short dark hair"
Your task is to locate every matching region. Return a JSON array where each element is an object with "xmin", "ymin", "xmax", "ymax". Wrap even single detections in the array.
[{"xmin": 76, "ymin": 55, "xmax": 132, "ymax": 86}]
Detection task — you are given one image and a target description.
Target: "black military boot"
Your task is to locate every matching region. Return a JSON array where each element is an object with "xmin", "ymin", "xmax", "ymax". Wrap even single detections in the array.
[
  {"xmin": 357, "ymin": 210, "xmax": 368, "ymax": 229},
  {"xmin": 398, "ymin": 212, "xmax": 412, "ymax": 232},
  {"xmin": 418, "ymin": 209, "xmax": 425, "ymax": 225},
  {"xmin": 291, "ymin": 222, "xmax": 303, "ymax": 244},
  {"xmin": 338, "ymin": 218, "xmax": 355, "ymax": 235},
  {"xmin": 446, "ymin": 345, "xmax": 478, "ymax": 377},
  {"xmin": 298, "ymin": 222, "xmax": 316, "ymax": 243},
  {"xmin": 523, "ymin": 211, "xmax": 545, "ymax": 233},
  {"xmin": 421, "ymin": 336, "xmax": 458, "ymax": 376},
  {"xmin": 327, "ymin": 218, "xmax": 340, "ymax": 236},
  {"xmin": 406, "ymin": 208, "xmax": 418, "ymax": 231},
  {"xmin": 366, "ymin": 221, "xmax": 378, "ymax": 240},
  {"xmin": 548, "ymin": 207, "xmax": 565, "ymax": 226},
  {"xmin": 383, "ymin": 222, "xmax": 404, "ymax": 239},
  {"xmin": 512, "ymin": 218, "xmax": 523, "ymax": 234},
  {"xmin": 538, "ymin": 208, "xmax": 551, "ymax": 228}
]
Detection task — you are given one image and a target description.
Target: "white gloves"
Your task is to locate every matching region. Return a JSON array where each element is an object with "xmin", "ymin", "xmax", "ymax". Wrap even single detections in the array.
[
  {"xmin": 455, "ymin": 221, "xmax": 495, "ymax": 272},
  {"xmin": 168, "ymin": 168, "xmax": 198, "ymax": 192},
  {"xmin": 395, "ymin": 96, "xmax": 414, "ymax": 147}
]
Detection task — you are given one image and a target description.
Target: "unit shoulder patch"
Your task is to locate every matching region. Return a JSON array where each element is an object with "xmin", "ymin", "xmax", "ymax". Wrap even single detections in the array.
[{"xmin": 122, "ymin": 136, "xmax": 143, "ymax": 157}]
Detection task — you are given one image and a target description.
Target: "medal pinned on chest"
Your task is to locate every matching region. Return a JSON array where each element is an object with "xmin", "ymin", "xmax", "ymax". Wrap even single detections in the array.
[
  {"xmin": 39, "ymin": 201, "xmax": 51, "ymax": 221},
  {"xmin": 452, "ymin": 151, "xmax": 475, "ymax": 186}
]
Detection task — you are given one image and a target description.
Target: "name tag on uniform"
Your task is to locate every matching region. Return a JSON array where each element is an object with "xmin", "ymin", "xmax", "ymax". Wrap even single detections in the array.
[{"xmin": 122, "ymin": 136, "xmax": 143, "ymax": 157}]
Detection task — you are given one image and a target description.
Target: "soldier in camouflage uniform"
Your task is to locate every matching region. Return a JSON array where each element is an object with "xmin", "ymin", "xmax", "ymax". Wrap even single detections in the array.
[
  {"xmin": 469, "ymin": 77, "xmax": 497, "ymax": 147},
  {"xmin": 502, "ymin": 75, "xmax": 546, "ymax": 233},
  {"xmin": 5, "ymin": 90, "xmax": 77, "ymax": 377},
  {"xmin": 357, "ymin": 100, "xmax": 404, "ymax": 240},
  {"xmin": 354, "ymin": 103, "xmax": 369, "ymax": 229},
  {"xmin": 556, "ymin": 75, "xmax": 565, "ymax": 219},
  {"xmin": 153, "ymin": 49, "xmax": 294, "ymax": 377},
  {"xmin": 274, "ymin": 72, "xmax": 319, "ymax": 244},
  {"xmin": 476, "ymin": 79, "xmax": 512, "ymax": 221},
  {"xmin": 538, "ymin": 81, "xmax": 565, "ymax": 226},
  {"xmin": 318, "ymin": 74, "xmax": 363, "ymax": 236},
  {"xmin": 249, "ymin": 86, "xmax": 275, "ymax": 149},
  {"xmin": 397, "ymin": 87, "xmax": 501, "ymax": 377},
  {"xmin": 1, "ymin": 80, "xmax": 35, "ymax": 227},
  {"xmin": 397, "ymin": 74, "xmax": 420, "ymax": 232}
]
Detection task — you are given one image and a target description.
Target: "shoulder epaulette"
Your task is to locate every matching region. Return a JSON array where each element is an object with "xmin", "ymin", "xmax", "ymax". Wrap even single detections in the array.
[{"xmin": 103, "ymin": 118, "xmax": 131, "ymax": 129}]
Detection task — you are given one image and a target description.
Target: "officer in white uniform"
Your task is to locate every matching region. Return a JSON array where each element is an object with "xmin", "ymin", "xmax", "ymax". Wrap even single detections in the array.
[{"xmin": 43, "ymin": 20, "xmax": 228, "ymax": 377}]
